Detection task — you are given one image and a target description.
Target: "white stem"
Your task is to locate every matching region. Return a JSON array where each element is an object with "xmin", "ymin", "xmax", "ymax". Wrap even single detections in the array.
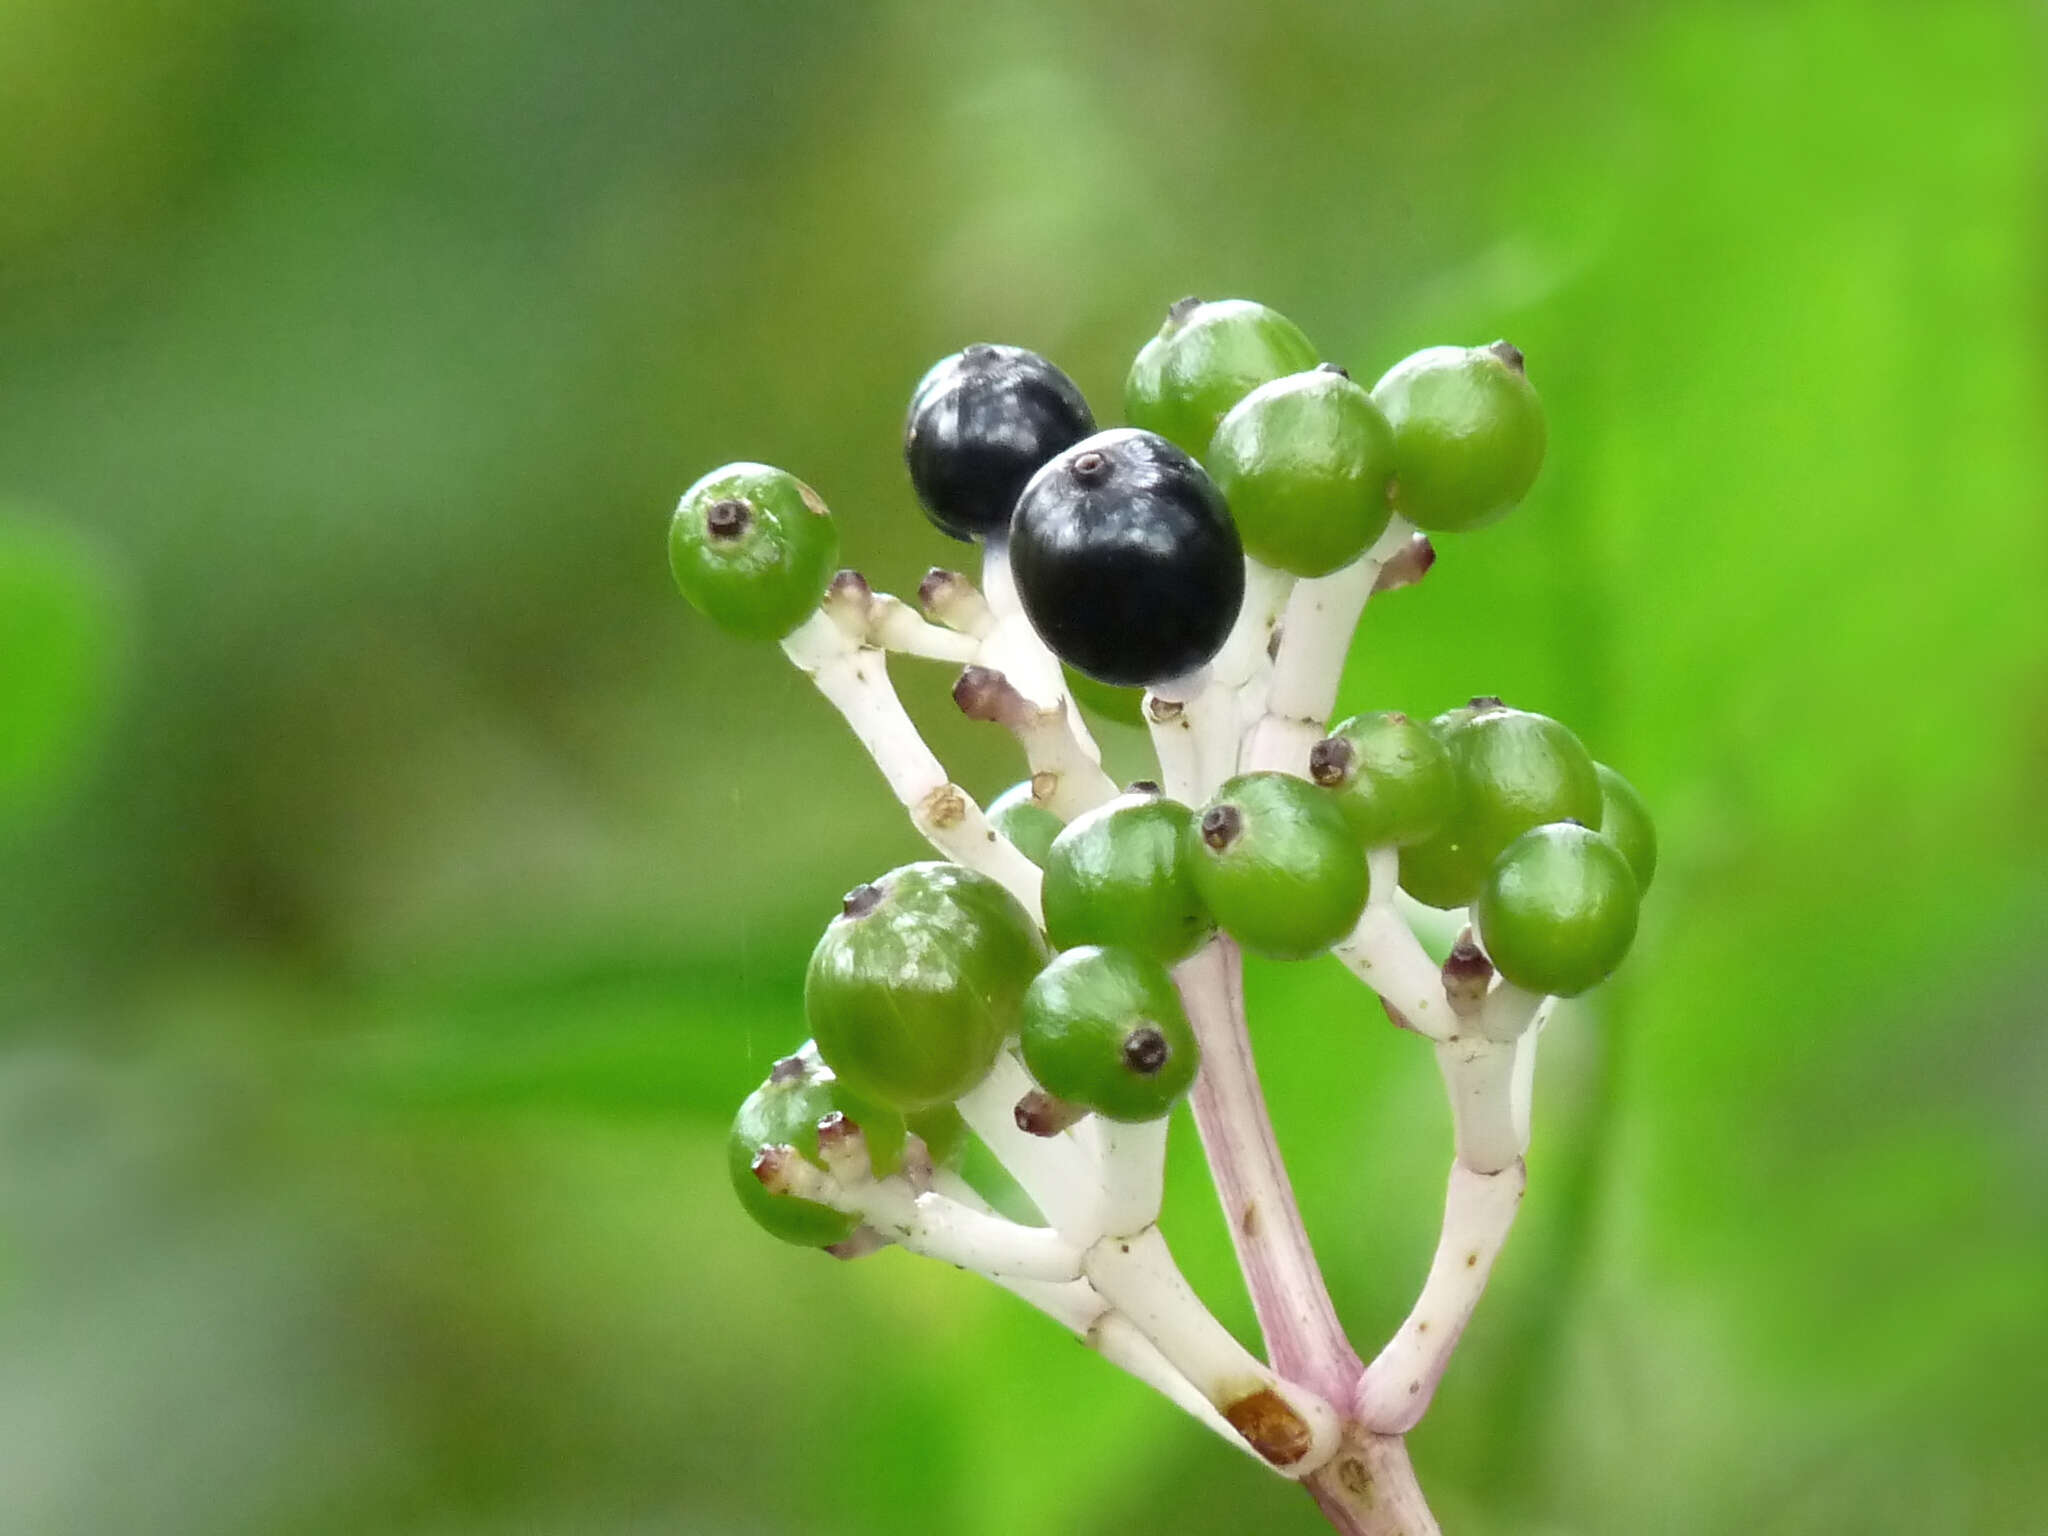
[
  {"xmin": 977, "ymin": 544, "xmax": 1101, "ymax": 761},
  {"xmin": 866, "ymin": 594, "xmax": 984, "ymax": 662},
  {"xmin": 954, "ymin": 664, "xmax": 1118, "ymax": 820},
  {"xmin": 1477, "ymin": 980, "xmax": 1545, "ymax": 1044},
  {"xmin": 1433, "ymin": 1036, "xmax": 1520, "ymax": 1175},
  {"xmin": 1354, "ymin": 1160, "xmax": 1526, "ymax": 1433},
  {"xmin": 955, "ymin": 1053, "xmax": 1107, "ymax": 1238},
  {"xmin": 1509, "ymin": 996, "xmax": 1559, "ymax": 1154},
  {"xmin": 1331, "ymin": 856, "xmax": 1454, "ymax": 1040},
  {"xmin": 1144, "ymin": 692, "xmax": 1204, "ymax": 804},
  {"xmin": 1242, "ymin": 519, "xmax": 1413, "ymax": 775},
  {"xmin": 1084, "ymin": 1226, "xmax": 1340, "ymax": 1477},
  {"xmin": 782, "ymin": 611, "xmax": 1043, "ymax": 920},
  {"xmin": 1093, "ymin": 1114, "xmax": 1170, "ymax": 1240}
]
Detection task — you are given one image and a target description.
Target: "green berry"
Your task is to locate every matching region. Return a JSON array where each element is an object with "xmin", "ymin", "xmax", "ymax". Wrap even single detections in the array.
[
  {"xmin": 1019, "ymin": 946, "xmax": 1199, "ymax": 1122},
  {"xmin": 1206, "ymin": 367, "xmax": 1396, "ymax": 577},
  {"xmin": 1188, "ymin": 772, "xmax": 1369, "ymax": 960},
  {"xmin": 1309, "ymin": 711, "xmax": 1455, "ymax": 848},
  {"xmin": 729, "ymin": 1045, "xmax": 907, "ymax": 1247},
  {"xmin": 806, "ymin": 862, "xmax": 1049, "ymax": 1111},
  {"xmin": 1476, "ymin": 822, "xmax": 1639, "ymax": 996},
  {"xmin": 987, "ymin": 781, "xmax": 1064, "ymax": 866},
  {"xmin": 907, "ymin": 1102, "xmax": 970, "ymax": 1170},
  {"xmin": 1399, "ymin": 703, "xmax": 1603, "ymax": 910},
  {"xmin": 1372, "ymin": 342, "xmax": 1546, "ymax": 533},
  {"xmin": 1124, "ymin": 298, "xmax": 1319, "ymax": 458},
  {"xmin": 1063, "ymin": 662, "xmax": 1146, "ymax": 729},
  {"xmin": 669, "ymin": 462, "xmax": 840, "ymax": 640},
  {"xmin": 1594, "ymin": 762, "xmax": 1658, "ymax": 893},
  {"xmin": 1042, "ymin": 789, "xmax": 1213, "ymax": 964}
]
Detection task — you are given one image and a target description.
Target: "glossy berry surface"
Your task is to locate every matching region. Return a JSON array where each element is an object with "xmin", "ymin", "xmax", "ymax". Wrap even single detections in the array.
[
  {"xmin": 1009, "ymin": 428, "xmax": 1245, "ymax": 687},
  {"xmin": 1125, "ymin": 298, "xmax": 1320, "ymax": 457},
  {"xmin": 1188, "ymin": 772, "xmax": 1369, "ymax": 960},
  {"xmin": 987, "ymin": 780, "xmax": 1064, "ymax": 866},
  {"xmin": 905, "ymin": 344, "xmax": 1095, "ymax": 542},
  {"xmin": 669, "ymin": 462, "xmax": 840, "ymax": 640},
  {"xmin": 806, "ymin": 862, "xmax": 1049, "ymax": 1111},
  {"xmin": 1594, "ymin": 762, "xmax": 1658, "ymax": 893},
  {"xmin": 1372, "ymin": 343, "xmax": 1546, "ymax": 533},
  {"xmin": 1399, "ymin": 704, "xmax": 1603, "ymax": 909},
  {"xmin": 1042, "ymin": 789, "xmax": 1212, "ymax": 964},
  {"xmin": 1206, "ymin": 367, "xmax": 1396, "ymax": 577},
  {"xmin": 729, "ymin": 1044, "xmax": 907, "ymax": 1247},
  {"xmin": 1310, "ymin": 711, "xmax": 1455, "ymax": 848},
  {"xmin": 1019, "ymin": 946, "xmax": 1199, "ymax": 1122},
  {"xmin": 1476, "ymin": 822, "xmax": 1640, "ymax": 996}
]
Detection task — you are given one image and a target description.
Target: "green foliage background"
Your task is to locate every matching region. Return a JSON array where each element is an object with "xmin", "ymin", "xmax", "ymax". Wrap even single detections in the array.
[{"xmin": 2, "ymin": 3, "xmax": 2043, "ymax": 1532}]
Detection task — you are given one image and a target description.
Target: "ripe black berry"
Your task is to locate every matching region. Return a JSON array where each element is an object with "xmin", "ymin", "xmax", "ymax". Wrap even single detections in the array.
[
  {"xmin": 904, "ymin": 344, "xmax": 1095, "ymax": 542},
  {"xmin": 1008, "ymin": 428, "xmax": 1244, "ymax": 688}
]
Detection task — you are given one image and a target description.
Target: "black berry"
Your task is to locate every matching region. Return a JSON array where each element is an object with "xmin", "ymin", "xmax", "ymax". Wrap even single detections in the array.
[{"xmin": 904, "ymin": 344, "xmax": 1095, "ymax": 542}]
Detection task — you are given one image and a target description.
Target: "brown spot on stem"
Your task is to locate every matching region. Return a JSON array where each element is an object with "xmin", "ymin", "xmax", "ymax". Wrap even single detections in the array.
[
  {"xmin": 828, "ymin": 568, "xmax": 871, "ymax": 602},
  {"xmin": 1442, "ymin": 930, "xmax": 1494, "ymax": 1016},
  {"xmin": 1239, "ymin": 1201, "xmax": 1260, "ymax": 1238},
  {"xmin": 1013, "ymin": 1089, "xmax": 1087, "ymax": 1137},
  {"xmin": 1466, "ymin": 1252, "xmax": 1480, "ymax": 1268},
  {"xmin": 1336, "ymin": 1456, "xmax": 1374, "ymax": 1499},
  {"xmin": 704, "ymin": 498, "xmax": 751, "ymax": 540},
  {"xmin": 919, "ymin": 784, "xmax": 969, "ymax": 829},
  {"xmin": 1222, "ymin": 1389, "xmax": 1315, "ymax": 1467},
  {"xmin": 1146, "ymin": 695, "xmax": 1184, "ymax": 725},
  {"xmin": 1372, "ymin": 533, "xmax": 1437, "ymax": 594},
  {"xmin": 917, "ymin": 567, "xmax": 969, "ymax": 615}
]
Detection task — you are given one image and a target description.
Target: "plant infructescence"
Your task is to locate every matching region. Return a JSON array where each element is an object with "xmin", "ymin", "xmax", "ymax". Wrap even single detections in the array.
[{"xmin": 670, "ymin": 298, "xmax": 1655, "ymax": 1535}]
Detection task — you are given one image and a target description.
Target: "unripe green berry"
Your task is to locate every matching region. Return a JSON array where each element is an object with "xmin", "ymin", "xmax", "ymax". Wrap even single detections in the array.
[
  {"xmin": 1594, "ymin": 762, "xmax": 1657, "ymax": 893},
  {"xmin": 1310, "ymin": 711, "xmax": 1455, "ymax": 848},
  {"xmin": 1206, "ymin": 367, "xmax": 1396, "ymax": 577},
  {"xmin": 1019, "ymin": 946, "xmax": 1198, "ymax": 1123},
  {"xmin": 729, "ymin": 1045, "xmax": 907, "ymax": 1248},
  {"xmin": 1476, "ymin": 822, "xmax": 1639, "ymax": 996},
  {"xmin": 1063, "ymin": 662, "xmax": 1146, "ymax": 729},
  {"xmin": 806, "ymin": 862, "xmax": 1049, "ymax": 1111},
  {"xmin": 1125, "ymin": 298, "xmax": 1319, "ymax": 458},
  {"xmin": 1399, "ymin": 703, "xmax": 1603, "ymax": 909},
  {"xmin": 1188, "ymin": 772, "xmax": 1369, "ymax": 960},
  {"xmin": 987, "ymin": 781, "xmax": 1064, "ymax": 866},
  {"xmin": 1042, "ymin": 789, "xmax": 1213, "ymax": 964},
  {"xmin": 669, "ymin": 462, "xmax": 840, "ymax": 640},
  {"xmin": 907, "ymin": 1102, "xmax": 970, "ymax": 1170},
  {"xmin": 1372, "ymin": 342, "xmax": 1546, "ymax": 533}
]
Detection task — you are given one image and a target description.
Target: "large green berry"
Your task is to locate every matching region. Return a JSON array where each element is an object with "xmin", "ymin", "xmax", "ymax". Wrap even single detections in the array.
[
  {"xmin": 1042, "ymin": 789, "xmax": 1212, "ymax": 963},
  {"xmin": 1399, "ymin": 704, "xmax": 1603, "ymax": 909},
  {"xmin": 987, "ymin": 780, "xmax": 1064, "ymax": 866},
  {"xmin": 1372, "ymin": 343, "xmax": 1546, "ymax": 533},
  {"xmin": 1188, "ymin": 772, "xmax": 1369, "ymax": 960},
  {"xmin": 1309, "ymin": 711, "xmax": 1455, "ymax": 848},
  {"xmin": 1476, "ymin": 822, "xmax": 1639, "ymax": 996},
  {"xmin": 1019, "ymin": 946, "xmax": 1199, "ymax": 1122},
  {"xmin": 1594, "ymin": 763, "xmax": 1657, "ymax": 893},
  {"xmin": 806, "ymin": 862, "xmax": 1049, "ymax": 1111},
  {"xmin": 1125, "ymin": 298, "xmax": 1319, "ymax": 458},
  {"xmin": 1206, "ymin": 367, "xmax": 1396, "ymax": 577},
  {"xmin": 669, "ymin": 462, "xmax": 839, "ymax": 640},
  {"xmin": 729, "ymin": 1044, "xmax": 907, "ymax": 1247}
]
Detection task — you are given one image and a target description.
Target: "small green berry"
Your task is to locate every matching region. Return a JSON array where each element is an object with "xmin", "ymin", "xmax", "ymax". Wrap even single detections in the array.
[
  {"xmin": 907, "ymin": 1102, "xmax": 970, "ymax": 1170},
  {"xmin": 1206, "ymin": 367, "xmax": 1396, "ymax": 577},
  {"xmin": 1125, "ymin": 298, "xmax": 1319, "ymax": 458},
  {"xmin": 1476, "ymin": 822, "xmax": 1639, "ymax": 996},
  {"xmin": 1594, "ymin": 762, "xmax": 1658, "ymax": 893},
  {"xmin": 1063, "ymin": 662, "xmax": 1146, "ymax": 729},
  {"xmin": 729, "ymin": 1045, "xmax": 907, "ymax": 1248},
  {"xmin": 669, "ymin": 462, "xmax": 840, "ymax": 640},
  {"xmin": 1188, "ymin": 772, "xmax": 1369, "ymax": 960},
  {"xmin": 1042, "ymin": 788, "xmax": 1213, "ymax": 964},
  {"xmin": 806, "ymin": 862, "xmax": 1050, "ymax": 1111},
  {"xmin": 1309, "ymin": 711, "xmax": 1455, "ymax": 848},
  {"xmin": 1372, "ymin": 342, "xmax": 1546, "ymax": 533},
  {"xmin": 1399, "ymin": 703, "xmax": 1603, "ymax": 909},
  {"xmin": 987, "ymin": 781, "xmax": 1064, "ymax": 866},
  {"xmin": 1019, "ymin": 946, "xmax": 1199, "ymax": 1123}
]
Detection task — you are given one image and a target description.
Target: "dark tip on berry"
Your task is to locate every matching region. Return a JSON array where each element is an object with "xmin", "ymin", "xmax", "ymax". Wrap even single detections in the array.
[
  {"xmin": 841, "ymin": 882, "xmax": 884, "ymax": 919},
  {"xmin": 1126, "ymin": 779, "xmax": 1163, "ymax": 796},
  {"xmin": 1469, "ymin": 694, "xmax": 1506, "ymax": 711},
  {"xmin": 962, "ymin": 342, "xmax": 1001, "ymax": 364},
  {"xmin": 1166, "ymin": 295, "xmax": 1204, "ymax": 328},
  {"xmin": 1014, "ymin": 1088, "xmax": 1087, "ymax": 1137},
  {"xmin": 828, "ymin": 568, "xmax": 871, "ymax": 602},
  {"xmin": 770, "ymin": 1054, "xmax": 809, "ymax": 1086},
  {"xmin": 1308, "ymin": 736, "xmax": 1355, "ymax": 787},
  {"xmin": 1316, "ymin": 361, "xmax": 1351, "ymax": 379},
  {"xmin": 1121, "ymin": 1026, "xmax": 1170, "ymax": 1076},
  {"xmin": 1487, "ymin": 340, "xmax": 1526, "ymax": 375},
  {"xmin": 705, "ymin": 498, "xmax": 751, "ymax": 541},
  {"xmin": 1200, "ymin": 804, "xmax": 1243, "ymax": 851},
  {"xmin": 1561, "ymin": 816, "xmax": 1586, "ymax": 828},
  {"xmin": 1386, "ymin": 711, "xmax": 1409, "ymax": 725},
  {"xmin": 1070, "ymin": 450, "xmax": 1110, "ymax": 485}
]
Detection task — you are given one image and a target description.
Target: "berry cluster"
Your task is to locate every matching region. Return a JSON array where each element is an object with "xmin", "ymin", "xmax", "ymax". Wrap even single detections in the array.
[{"xmin": 667, "ymin": 296, "xmax": 1655, "ymax": 1532}]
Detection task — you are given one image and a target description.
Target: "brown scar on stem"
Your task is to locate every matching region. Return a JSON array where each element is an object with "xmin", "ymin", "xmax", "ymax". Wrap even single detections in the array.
[
  {"xmin": 1222, "ymin": 1388, "xmax": 1315, "ymax": 1467},
  {"xmin": 1336, "ymin": 1456, "xmax": 1374, "ymax": 1499},
  {"xmin": 919, "ymin": 784, "xmax": 969, "ymax": 828},
  {"xmin": 1240, "ymin": 1200, "xmax": 1260, "ymax": 1238}
]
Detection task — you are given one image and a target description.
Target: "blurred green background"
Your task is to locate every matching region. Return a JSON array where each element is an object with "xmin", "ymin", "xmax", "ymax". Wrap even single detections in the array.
[{"xmin": 2, "ymin": 2, "xmax": 2044, "ymax": 1532}]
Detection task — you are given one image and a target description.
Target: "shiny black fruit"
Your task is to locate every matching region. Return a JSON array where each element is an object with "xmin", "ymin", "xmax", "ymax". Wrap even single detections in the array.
[
  {"xmin": 1008, "ymin": 428, "xmax": 1244, "ymax": 688},
  {"xmin": 904, "ymin": 344, "xmax": 1096, "ymax": 542}
]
